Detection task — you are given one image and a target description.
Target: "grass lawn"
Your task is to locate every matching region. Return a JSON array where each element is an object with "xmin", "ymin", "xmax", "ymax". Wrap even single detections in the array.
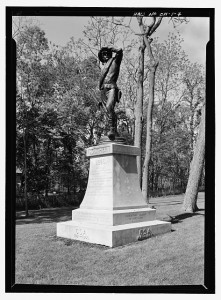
[{"xmin": 15, "ymin": 192, "xmax": 205, "ymax": 286}]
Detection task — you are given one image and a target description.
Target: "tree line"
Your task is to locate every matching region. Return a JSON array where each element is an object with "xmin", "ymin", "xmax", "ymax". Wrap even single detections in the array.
[{"xmin": 14, "ymin": 16, "xmax": 205, "ymax": 215}]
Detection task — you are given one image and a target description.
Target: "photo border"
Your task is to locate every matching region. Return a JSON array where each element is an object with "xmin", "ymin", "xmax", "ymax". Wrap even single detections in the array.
[{"xmin": 5, "ymin": 6, "xmax": 215, "ymax": 293}]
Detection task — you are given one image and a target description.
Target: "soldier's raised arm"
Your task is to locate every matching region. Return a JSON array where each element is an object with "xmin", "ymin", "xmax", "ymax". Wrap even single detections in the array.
[{"xmin": 110, "ymin": 47, "xmax": 123, "ymax": 63}]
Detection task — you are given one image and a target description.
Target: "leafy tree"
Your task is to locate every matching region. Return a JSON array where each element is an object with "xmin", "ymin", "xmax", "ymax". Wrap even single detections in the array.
[
  {"xmin": 182, "ymin": 62, "xmax": 205, "ymax": 155},
  {"xmin": 134, "ymin": 17, "xmax": 189, "ymax": 202},
  {"xmin": 16, "ymin": 24, "xmax": 49, "ymax": 215},
  {"xmin": 150, "ymin": 103, "xmax": 191, "ymax": 195},
  {"xmin": 135, "ymin": 16, "xmax": 163, "ymax": 203},
  {"xmin": 145, "ymin": 33, "xmax": 189, "ymax": 195}
]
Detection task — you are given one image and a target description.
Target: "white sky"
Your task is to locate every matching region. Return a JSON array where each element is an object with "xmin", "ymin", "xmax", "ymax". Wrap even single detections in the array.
[{"xmin": 32, "ymin": 16, "xmax": 209, "ymax": 65}]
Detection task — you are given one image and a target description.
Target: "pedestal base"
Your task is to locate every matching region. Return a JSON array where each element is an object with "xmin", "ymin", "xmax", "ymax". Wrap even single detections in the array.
[
  {"xmin": 57, "ymin": 219, "xmax": 171, "ymax": 248},
  {"xmin": 57, "ymin": 144, "xmax": 171, "ymax": 247}
]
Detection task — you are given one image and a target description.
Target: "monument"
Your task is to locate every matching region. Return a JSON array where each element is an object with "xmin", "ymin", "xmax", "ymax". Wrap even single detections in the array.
[{"xmin": 56, "ymin": 46, "xmax": 171, "ymax": 247}]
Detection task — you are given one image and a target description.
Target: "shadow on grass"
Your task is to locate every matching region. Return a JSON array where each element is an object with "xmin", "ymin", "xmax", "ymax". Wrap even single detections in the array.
[
  {"xmin": 159, "ymin": 208, "xmax": 205, "ymax": 224},
  {"xmin": 172, "ymin": 210, "xmax": 205, "ymax": 222},
  {"xmin": 16, "ymin": 207, "xmax": 78, "ymax": 225}
]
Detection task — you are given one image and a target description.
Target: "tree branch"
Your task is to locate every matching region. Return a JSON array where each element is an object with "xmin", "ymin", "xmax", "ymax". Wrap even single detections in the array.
[{"xmin": 149, "ymin": 17, "xmax": 163, "ymax": 36}]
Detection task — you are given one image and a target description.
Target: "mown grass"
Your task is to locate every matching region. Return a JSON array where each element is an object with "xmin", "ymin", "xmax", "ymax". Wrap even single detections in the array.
[{"xmin": 15, "ymin": 193, "xmax": 204, "ymax": 286}]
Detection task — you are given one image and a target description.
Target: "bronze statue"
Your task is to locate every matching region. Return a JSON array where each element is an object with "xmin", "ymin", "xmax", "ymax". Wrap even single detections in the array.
[{"xmin": 98, "ymin": 46, "xmax": 123, "ymax": 140}]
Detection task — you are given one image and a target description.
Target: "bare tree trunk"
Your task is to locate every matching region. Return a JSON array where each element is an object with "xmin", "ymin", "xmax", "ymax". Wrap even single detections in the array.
[
  {"xmin": 136, "ymin": 16, "xmax": 162, "ymax": 204},
  {"xmin": 183, "ymin": 105, "xmax": 205, "ymax": 212},
  {"xmin": 189, "ymin": 101, "xmax": 195, "ymax": 155},
  {"xmin": 23, "ymin": 130, "xmax": 28, "ymax": 217},
  {"xmin": 142, "ymin": 62, "xmax": 158, "ymax": 203},
  {"xmin": 134, "ymin": 41, "xmax": 145, "ymax": 187}
]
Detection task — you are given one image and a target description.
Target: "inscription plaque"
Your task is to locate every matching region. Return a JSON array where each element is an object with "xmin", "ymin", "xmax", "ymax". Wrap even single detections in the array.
[
  {"xmin": 87, "ymin": 146, "xmax": 110, "ymax": 157},
  {"xmin": 127, "ymin": 212, "xmax": 147, "ymax": 222},
  {"xmin": 81, "ymin": 155, "xmax": 113, "ymax": 209},
  {"xmin": 138, "ymin": 228, "xmax": 153, "ymax": 241},
  {"xmin": 72, "ymin": 228, "xmax": 89, "ymax": 241}
]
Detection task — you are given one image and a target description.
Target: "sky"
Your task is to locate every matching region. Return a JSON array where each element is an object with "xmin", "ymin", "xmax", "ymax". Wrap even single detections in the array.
[{"xmin": 31, "ymin": 16, "xmax": 209, "ymax": 65}]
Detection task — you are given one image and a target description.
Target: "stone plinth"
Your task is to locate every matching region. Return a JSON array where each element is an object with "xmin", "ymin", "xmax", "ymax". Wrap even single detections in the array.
[{"xmin": 57, "ymin": 143, "xmax": 171, "ymax": 247}]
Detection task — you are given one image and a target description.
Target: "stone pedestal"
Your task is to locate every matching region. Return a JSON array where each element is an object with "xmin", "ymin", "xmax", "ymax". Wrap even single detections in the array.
[{"xmin": 57, "ymin": 143, "xmax": 171, "ymax": 247}]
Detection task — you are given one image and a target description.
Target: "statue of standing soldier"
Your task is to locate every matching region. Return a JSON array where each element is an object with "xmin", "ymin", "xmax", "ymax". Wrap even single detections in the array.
[{"xmin": 98, "ymin": 46, "xmax": 123, "ymax": 141}]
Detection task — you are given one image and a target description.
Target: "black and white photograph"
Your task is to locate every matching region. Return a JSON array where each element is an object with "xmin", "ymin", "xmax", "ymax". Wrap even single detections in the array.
[{"xmin": 5, "ymin": 3, "xmax": 215, "ymax": 294}]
